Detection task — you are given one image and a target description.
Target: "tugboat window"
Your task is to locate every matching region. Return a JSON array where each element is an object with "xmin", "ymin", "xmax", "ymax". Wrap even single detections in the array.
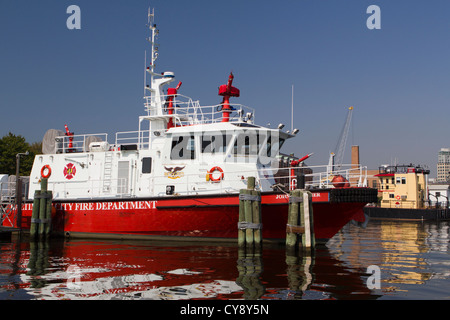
[
  {"xmin": 201, "ymin": 134, "xmax": 231, "ymax": 154},
  {"xmin": 142, "ymin": 157, "xmax": 152, "ymax": 173},
  {"xmin": 171, "ymin": 135, "xmax": 195, "ymax": 160},
  {"xmin": 233, "ymin": 132, "xmax": 260, "ymax": 156}
]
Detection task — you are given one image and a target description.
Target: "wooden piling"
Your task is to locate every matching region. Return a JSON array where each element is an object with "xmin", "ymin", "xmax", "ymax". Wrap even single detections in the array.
[
  {"xmin": 38, "ymin": 179, "xmax": 48, "ymax": 237},
  {"xmin": 244, "ymin": 189, "xmax": 254, "ymax": 246},
  {"xmin": 45, "ymin": 191, "xmax": 53, "ymax": 236},
  {"xmin": 30, "ymin": 190, "xmax": 40, "ymax": 238},
  {"xmin": 30, "ymin": 178, "xmax": 53, "ymax": 240},
  {"xmin": 286, "ymin": 189, "xmax": 300, "ymax": 250},
  {"xmin": 300, "ymin": 191, "xmax": 315, "ymax": 250},
  {"xmin": 286, "ymin": 189, "xmax": 315, "ymax": 252},
  {"xmin": 238, "ymin": 189, "xmax": 246, "ymax": 248},
  {"xmin": 251, "ymin": 189, "xmax": 262, "ymax": 247},
  {"xmin": 238, "ymin": 177, "xmax": 262, "ymax": 249}
]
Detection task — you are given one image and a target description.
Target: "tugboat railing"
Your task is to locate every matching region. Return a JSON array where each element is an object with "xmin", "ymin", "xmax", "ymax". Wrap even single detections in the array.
[
  {"xmin": 144, "ymin": 94, "xmax": 256, "ymax": 126},
  {"xmin": 28, "ymin": 164, "xmax": 368, "ymax": 200}
]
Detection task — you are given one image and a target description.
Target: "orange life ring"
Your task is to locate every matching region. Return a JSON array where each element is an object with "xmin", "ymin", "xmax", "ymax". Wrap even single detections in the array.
[
  {"xmin": 41, "ymin": 165, "xmax": 52, "ymax": 178},
  {"xmin": 208, "ymin": 166, "xmax": 224, "ymax": 182}
]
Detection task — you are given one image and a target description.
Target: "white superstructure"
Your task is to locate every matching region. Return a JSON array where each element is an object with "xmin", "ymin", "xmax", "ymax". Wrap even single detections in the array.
[{"xmin": 28, "ymin": 11, "xmax": 295, "ymax": 201}]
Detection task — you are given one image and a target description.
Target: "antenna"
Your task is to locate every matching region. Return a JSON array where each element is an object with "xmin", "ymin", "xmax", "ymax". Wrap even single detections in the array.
[
  {"xmin": 146, "ymin": 7, "xmax": 158, "ymax": 75},
  {"xmin": 148, "ymin": 7, "xmax": 154, "ymax": 25},
  {"xmin": 144, "ymin": 50, "xmax": 147, "ymax": 95}
]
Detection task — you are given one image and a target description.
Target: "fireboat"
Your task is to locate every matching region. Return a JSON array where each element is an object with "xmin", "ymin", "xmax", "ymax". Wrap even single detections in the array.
[{"xmin": 7, "ymin": 10, "xmax": 377, "ymax": 244}]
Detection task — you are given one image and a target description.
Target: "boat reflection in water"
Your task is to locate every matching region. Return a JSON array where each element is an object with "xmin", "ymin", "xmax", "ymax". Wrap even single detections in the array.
[
  {"xmin": 3, "ymin": 220, "xmax": 448, "ymax": 300},
  {"xmin": 2, "ymin": 237, "xmax": 376, "ymax": 300}
]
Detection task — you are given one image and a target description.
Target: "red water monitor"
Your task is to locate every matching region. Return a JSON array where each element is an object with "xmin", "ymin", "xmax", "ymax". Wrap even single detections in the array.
[{"xmin": 218, "ymin": 72, "xmax": 240, "ymax": 122}]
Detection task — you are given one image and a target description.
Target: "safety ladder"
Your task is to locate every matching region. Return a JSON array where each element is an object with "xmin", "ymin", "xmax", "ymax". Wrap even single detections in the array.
[{"xmin": 102, "ymin": 152, "xmax": 113, "ymax": 193}]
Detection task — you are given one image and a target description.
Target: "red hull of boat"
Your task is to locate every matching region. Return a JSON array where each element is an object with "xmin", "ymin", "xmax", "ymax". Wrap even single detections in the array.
[{"xmin": 11, "ymin": 188, "xmax": 376, "ymax": 243}]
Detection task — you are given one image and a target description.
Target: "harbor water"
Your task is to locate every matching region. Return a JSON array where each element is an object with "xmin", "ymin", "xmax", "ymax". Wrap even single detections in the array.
[{"xmin": 0, "ymin": 219, "xmax": 449, "ymax": 300}]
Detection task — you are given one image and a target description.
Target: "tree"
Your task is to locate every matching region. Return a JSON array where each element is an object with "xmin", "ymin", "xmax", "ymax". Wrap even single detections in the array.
[{"xmin": 0, "ymin": 132, "xmax": 39, "ymax": 176}]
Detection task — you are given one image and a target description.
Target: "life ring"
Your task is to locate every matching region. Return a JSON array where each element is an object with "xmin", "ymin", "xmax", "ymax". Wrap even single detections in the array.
[
  {"xmin": 396, "ymin": 195, "xmax": 401, "ymax": 200},
  {"xmin": 208, "ymin": 166, "xmax": 224, "ymax": 182},
  {"xmin": 41, "ymin": 165, "xmax": 52, "ymax": 178}
]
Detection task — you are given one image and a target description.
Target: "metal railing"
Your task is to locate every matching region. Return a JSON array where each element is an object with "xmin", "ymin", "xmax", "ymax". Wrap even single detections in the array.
[
  {"xmin": 28, "ymin": 163, "xmax": 368, "ymax": 200},
  {"xmin": 0, "ymin": 181, "xmax": 29, "ymax": 202},
  {"xmin": 144, "ymin": 94, "xmax": 256, "ymax": 126},
  {"xmin": 54, "ymin": 133, "xmax": 109, "ymax": 154}
]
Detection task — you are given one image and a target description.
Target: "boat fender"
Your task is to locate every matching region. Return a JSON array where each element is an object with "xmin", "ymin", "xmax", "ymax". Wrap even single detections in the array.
[
  {"xmin": 41, "ymin": 165, "xmax": 52, "ymax": 179},
  {"xmin": 208, "ymin": 166, "xmax": 224, "ymax": 182}
]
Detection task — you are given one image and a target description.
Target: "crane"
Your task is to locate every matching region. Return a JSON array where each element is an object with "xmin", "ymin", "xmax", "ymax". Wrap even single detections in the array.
[{"xmin": 330, "ymin": 106, "xmax": 354, "ymax": 172}]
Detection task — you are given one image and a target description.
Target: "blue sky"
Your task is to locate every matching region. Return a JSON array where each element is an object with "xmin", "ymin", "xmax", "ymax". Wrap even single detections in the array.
[{"xmin": 1, "ymin": 0, "xmax": 450, "ymax": 177}]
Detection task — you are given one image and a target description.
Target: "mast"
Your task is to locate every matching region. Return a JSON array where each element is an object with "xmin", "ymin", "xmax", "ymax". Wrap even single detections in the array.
[
  {"xmin": 141, "ymin": 7, "xmax": 175, "ymax": 139},
  {"xmin": 147, "ymin": 8, "xmax": 158, "ymax": 79}
]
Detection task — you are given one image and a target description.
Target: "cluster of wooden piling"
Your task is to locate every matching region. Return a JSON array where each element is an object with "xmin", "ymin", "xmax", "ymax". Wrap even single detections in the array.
[
  {"xmin": 30, "ymin": 178, "xmax": 53, "ymax": 239},
  {"xmin": 238, "ymin": 176, "xmax": 315, "ymax": 253},
  {"xmin": 238, "ymin": 177, "xmax": 262, "ymax": 250},
  {"xmin": 286, "ymin": 189, "xmax": 315, "ymax": 254}
]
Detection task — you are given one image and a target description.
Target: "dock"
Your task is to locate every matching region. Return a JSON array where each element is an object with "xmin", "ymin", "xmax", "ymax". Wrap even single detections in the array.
[
  {"xmin": 364, "ymin": 206, "xmax": 450, "ymax": 221},
  {"xmin": 0, "ymin": 226, "xmax": 20, "ymax": 239}
]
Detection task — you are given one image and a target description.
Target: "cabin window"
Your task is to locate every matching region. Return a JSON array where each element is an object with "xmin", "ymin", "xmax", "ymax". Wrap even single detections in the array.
[
  {"xmin": 402, "ymin": 177, "xmax": 406, "ymax": 184},
  {"xmin": 142, "ymin": 157, "xmax": 152, "ymax": 173},
  {"xmin": 201, "ymin": 134, "xmax": 231, "ymax": 154},
  {"xmin": 265, "ymin": 135, "xmax": 285, "ymax": 158},
  {"xmin": 233, "ymin": 132, "xmax": 262, "ymax": 156},
  {"xmin": 171, "ymin": 135, "xmax": 195, "ymax": 160}
]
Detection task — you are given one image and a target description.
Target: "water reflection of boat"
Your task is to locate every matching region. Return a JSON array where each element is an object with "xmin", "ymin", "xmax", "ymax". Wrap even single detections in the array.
[{"xmin": 1, "ymin": 238, "xmax": 382, "ymax": 300}]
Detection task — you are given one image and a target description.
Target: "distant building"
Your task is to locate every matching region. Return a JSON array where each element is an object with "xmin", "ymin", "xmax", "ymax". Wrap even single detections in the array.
[
  {"xmin": 428, "ymin": 183, "xmax": 450, "ymax": 208},
  {"xmin": 437, "ymin": 148, "xmax": 450, "ymax": 182},
  {"xmin": 375, "ymin": 164, "xmax": 430, "ymax": 209},
  {"xmin": 350, "ymin": 145, "xmax": 379, "ymax": 190}
]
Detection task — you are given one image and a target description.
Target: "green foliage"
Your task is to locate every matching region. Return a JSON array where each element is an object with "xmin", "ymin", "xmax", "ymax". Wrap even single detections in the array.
[{"xmin": 0, "ymin": 132, "xmax": 41, "ymax": 176}]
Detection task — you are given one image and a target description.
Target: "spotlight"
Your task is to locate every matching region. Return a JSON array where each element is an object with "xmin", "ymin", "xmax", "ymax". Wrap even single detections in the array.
[{"xmin": 278, "ymin": 123, "xmax": 285, "ymax": 130}]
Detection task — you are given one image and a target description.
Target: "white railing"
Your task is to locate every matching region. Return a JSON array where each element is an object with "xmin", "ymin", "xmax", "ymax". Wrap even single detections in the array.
[
  {"xmin": 144, "ymin": 94, "xmax": 256, "ymax": 126},
  {"xmin": 301, "ymin": 164, "xmax": 368, "ymax": 189},
  {"xmin": 32, "ymin": 164, "xmax": 368, "ymax": 200},
  {"xmin": 0, "ymin": 182, "xmax": 15, "ymax": 201},
  {"xmin": 0, "ymin": 181, "xmax": 29, "ymax": 202},
  {"xmin": 142, "ymin": 164, "xmax": 368, "ymax": 197},
  {"xmin": 55, "ymin": 133, "xmax": 109, "ymax": 153}
]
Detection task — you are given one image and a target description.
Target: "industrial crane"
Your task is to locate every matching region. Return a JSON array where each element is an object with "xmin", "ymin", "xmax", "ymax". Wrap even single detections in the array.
[
  {"xmin": 333, "ymin": 106, "xmax": 354, "ymax": 171},
  {"xmin": 324, "ymin": 106, "xmax": 354, "ymax": 187}
]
